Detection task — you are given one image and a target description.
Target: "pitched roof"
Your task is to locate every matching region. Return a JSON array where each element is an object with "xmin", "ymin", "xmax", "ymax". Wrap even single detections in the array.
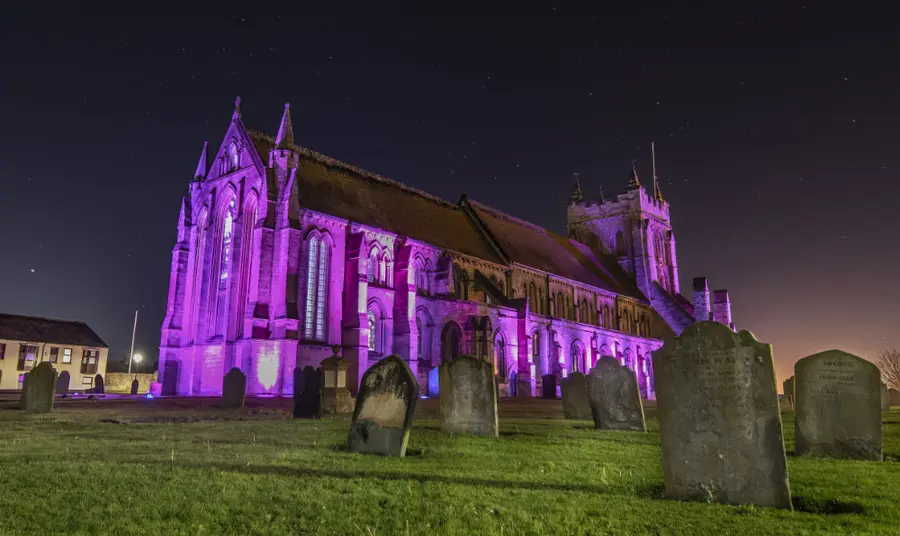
[
  {"xmin": 0, "ymin": 314, "xmax": 108, "ymax": 348},
  {"xmin": 464, "ymin": 199, "xmax": 646, "ymax": 299},
  {"xmin": 249, "ymin": 131, "xmax": 504, "ymax": 264},
  {"xmin": 246, "ymin": 129, "xmax": 643, "ymax": 299}
]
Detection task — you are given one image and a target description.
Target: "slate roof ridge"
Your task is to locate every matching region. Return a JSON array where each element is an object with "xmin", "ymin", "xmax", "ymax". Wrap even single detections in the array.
[
  {"xmin": 0, "ymin": 312, "xmax": 90, "ymax": 326},
  {"xmin": 247, "ymin": 129, "xmax": 459, "ymax": 210},
  {"xmin": 0, "ymin": 313, "xmax": 108, "ymax": 348},
  {"xmin": 464, "ymin": 198, "xmax": 556, "ymax": 236}
]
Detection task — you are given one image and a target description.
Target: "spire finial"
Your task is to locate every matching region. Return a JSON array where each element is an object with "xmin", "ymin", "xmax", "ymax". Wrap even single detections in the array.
[
  {"xmin": 276, "ymin": 101, "xmax": 294, "ymax": 149},
  {"xmin": 571, "ymin": 172, "xmax": 584, "ymax": 204},
  {"xmin": 651, "ymin": 142, "xmax": 664, "ymax": 202},
  {"xmin": 233, "ymin": 96, "xmax": 242, "ymax": 120},
  {"xmin": 599, "ymin": 185, "xmax": 605, "ymax": 203},
  {"xmin": 194, "ymin": 141, "xmax": 209, "ymax": 181},
  {"xmin": 628, "ymin": 159, "xmax": 641, "ymax": 188}
]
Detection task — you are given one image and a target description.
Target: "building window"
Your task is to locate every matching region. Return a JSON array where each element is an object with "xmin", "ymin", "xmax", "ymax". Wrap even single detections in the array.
[
  {"xmin": 49, "ymin": 347, "xmax": 59, "ymax": 363},
  {"xmin": 441, "ymin": 322, "xmax": 461, "ymax": 363},
  {"xmin": 17, "ymin": 344, "xmax": 37, "ymax": 371},
  {"xmin": 366, "ymin": 249, "xmax": 378, "ymax": 284},
  {"xmin": 367, "ymin": 310, "xmax": 377, "ymax": 353},
  {"xmin": 383, "ymin": 255, "xmax": 393, "ymax": 287},
  {"xmin": 82, "ymin": 376, "xmax": 93, "ymax": 387},
  {"xmin": 62, "ymin": 348, "xmax": 72, "ymax": 364},
  {"xmin": 453, "ymin": 265, "xmax": 468, "ymax": 300},
  {"xmin": 494, "ymin": 334, "xmax": 506, "ymax": 381},
  {"xmin": 416, "ymin": 317, "xmax": 423, "ymax": 359},
  {"xmin": 227, "ymin": 142, "xmax": 239, "ymax": 172},
  {"xmin": 219, "ymin": 197, "xmax": 236, "ymax": 289},
  {"xmin": 0, "ymin": 342, "xmax": 5, "ymax": 359},
  {"xmin": 304, "ymin": 236, "xmax": 330, "ymax": 341},
  {"xmin": 81, "ymin": 350, "xmax": 100, "ymax": 375}
]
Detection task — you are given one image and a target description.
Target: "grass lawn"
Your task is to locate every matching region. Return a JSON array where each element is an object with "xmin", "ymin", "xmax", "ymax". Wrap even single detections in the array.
[{"xmin": 1, "ymin": 397, "xmax": 899, "ymax": 535}]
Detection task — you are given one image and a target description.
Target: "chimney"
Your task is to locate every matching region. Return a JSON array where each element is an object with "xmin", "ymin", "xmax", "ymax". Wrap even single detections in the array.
[
  {"xmin": 692, "ymin": 277, "xmax": 711, "ymax": 322},
  {"xmin": 713, "ymin": 289, "xmax": 733, "ymax": 328}
]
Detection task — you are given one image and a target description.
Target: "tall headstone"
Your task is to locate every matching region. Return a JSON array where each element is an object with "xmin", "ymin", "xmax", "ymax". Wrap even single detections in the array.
[
  {"xmin": 93, "ymin": 374, "xmax": 105, "ymax": 394},
  {"xmin": 541, "ymin": 374, "xmax": 557, "ymax": 399},
  {"xmin": 19, "ymin": 373, "xmax": 30, "ymax": 409},
  {"xmin": 559, "ymin": 372, "xmax": 592, "ymax": 420},
  {"xmin": 220, "ymin": 368, "xmax": 247, "ymax": 408},
  {"xmin": 588, "ymin": 357, "xmax": 646, "ymax": 432},
  {"xmin": 439, "ymin": 354, "xmax": 499, "ymax": 437},
  {"xmin": 24, "ymin": 362, "xmax": 58, "ymax": 414},
  {"xmin": 321, "ymin": 346, "xmax": 353, "ymax": 415},
  {"xmin": 653, "ymin": 322, "xmax": 791, "ymax": 509},
  {"xmin": 881, "ymin": 382, "xmax": 890, "ymax": 412},
  {"xmin": 348, "ymin": 355, "xmax": 418, "ymax": 457},
  {"xmin": 782, "ymin": 376, "xmax": 795, "ymax": 410},
  {"xmin": 794, "ymin": 350, "xmax": 882, "ymax": 461},
  {"xmin": 56, "ymin": 371, "xmax": 70, "ymax": 396},
  {"xmin": 130, "ymin": 379, "xmax": 140, "ymax": 395},
  {"xmin": 890, "ymin": 388, "xmax": 900, "ymax": 407},
  {"xmin": 293, "ymin": 366, "xmax": 322, "ymax": 418}
]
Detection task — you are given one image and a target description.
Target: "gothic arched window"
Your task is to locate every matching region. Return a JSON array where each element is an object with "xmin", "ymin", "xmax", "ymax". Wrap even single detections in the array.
[
  {"xmin": 304, "ymin": 236, "xmax": 329, "ymax": 341},
  {"xmin": 383, "ymin": 253, "xmax": 393, "ymax": 287},
  {"xmin": 453, "ymin": 265, "xmax": 468, "ymax": 300},
  {"xmin": 366, "ymin": 248, "xmax": 378, "ymax": 284},
  {"xmin": 219, "ymin": 197, "xmax": 236, "ymax": 290},
  {"xmin": 367, "ymin": 310, "xmax": 377, "ymax": 352},
  {"xmin": 416, "ymin": 317, "xmax": 423, "ymax": 359},
  {"xmin": 494, "ymin": 333, "xmax": 507, "ymax": 381},
  {"xmin": 441, "ymin": 322, "xmax": 461, "ymax": 363},
  {"xmin": 227, "ymin": 142, "xmax": 239, "ymax": 172}
]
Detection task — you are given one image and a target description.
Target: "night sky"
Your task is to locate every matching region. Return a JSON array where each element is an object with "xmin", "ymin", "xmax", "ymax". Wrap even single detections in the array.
[{"xmin": 2, "ymin": 7, "xmax": 897, "ymax": 384}]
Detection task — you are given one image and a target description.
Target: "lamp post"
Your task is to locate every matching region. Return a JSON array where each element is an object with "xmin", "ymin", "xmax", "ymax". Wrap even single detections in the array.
[
  {"xmin": 131, "ymin": 353, "xmax": 143, "ymax": 376},
  {"xmin": 128, "ymin": 310, "xmax": 139, "ymax": 374}
]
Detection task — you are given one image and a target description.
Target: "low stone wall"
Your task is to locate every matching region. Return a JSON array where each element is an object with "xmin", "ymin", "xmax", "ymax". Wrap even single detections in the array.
[{"xmin": 105, "ymin": 372, "xmax": 158, "ymax": 394}]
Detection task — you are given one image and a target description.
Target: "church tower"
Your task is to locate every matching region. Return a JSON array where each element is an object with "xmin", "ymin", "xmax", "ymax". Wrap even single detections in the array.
[{"xmin": 567, "ymin": 157, "xmax": 680, "ymax": 300}]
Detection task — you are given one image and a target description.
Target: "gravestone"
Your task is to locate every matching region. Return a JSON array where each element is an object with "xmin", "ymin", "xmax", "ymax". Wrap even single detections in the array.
[
  {"xmin": 56, "ymin": 371, "xmax": 70, "ymax": 396},
  {"xmin": 439, "ymin": 354, "xmax": 499, "ymax": 436},
  {"xmin": 541, "ymin": 374, "xmax": 557, "ymax": 399},
  {"xmin": 293, "ymin": 366, "xmax": 322, "ymax": 418},
  {"xmin": 19, "ymin": 373, "xmax": 30, "ymax": 409},
  {"xmin": 130, "ymin": 379, "xmax": 139, "ymax": 395},
  {"xmin": 348, "ymin": 355, "xmax": 418, "ymax": 456},
  {"xmin": 890, "ymin": 388, "xmax": 900, "ymax": 407},
  {"xmin": 795, "ymin": 350, "xmax": 882, "ymax": 461},
  {"xmin": 321, "ymin": 347, "xmax": 353, "ymax": 415},
  {"xmin": 588, "ymin": 357, "xmax": 646, "ymax": 431},
  {"xmin": 559, "ymin": 372, "xmax": 592, "ymax": 420},
  {"xmin": 149, "ymin": 382, "xmax": 162, "ymax": 397},
  {"xmin": 653, "ymin": 322, "xmax": 791, "ymax": 509},
  {"xmin": 93, "ymin": 374, "xmax": 105, "ymax": 394},
  {"xmin": 782, "ymin": 376, "xmax": 795, "ymax": 410},
  {"xmin": 220, "ymin": 368, "xmax": 247, "ymax": 409},
  {"xmin": 24, "ymin": 362, "xmax": 58, "ymax": 414},
  {"xmin": 881, "ymin": 382, "xmax": 890, "ymax": 412}
]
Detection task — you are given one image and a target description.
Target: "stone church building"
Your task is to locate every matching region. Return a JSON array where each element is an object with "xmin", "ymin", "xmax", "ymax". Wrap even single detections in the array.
[{"xmin": 158, "ymin": 99, "xmax": 732, "ymax": 398}]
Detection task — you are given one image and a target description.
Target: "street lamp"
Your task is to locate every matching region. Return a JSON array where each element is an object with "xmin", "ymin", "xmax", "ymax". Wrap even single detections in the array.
[{"xmin": 131, "ymin": 353, "xmax": 143, "ymax": 374}]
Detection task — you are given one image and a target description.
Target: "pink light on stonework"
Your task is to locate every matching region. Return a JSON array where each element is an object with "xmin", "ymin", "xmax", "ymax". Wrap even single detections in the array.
[{"xmin": 256, "ymin": 348, "xmax": 280, "ymax": 390}]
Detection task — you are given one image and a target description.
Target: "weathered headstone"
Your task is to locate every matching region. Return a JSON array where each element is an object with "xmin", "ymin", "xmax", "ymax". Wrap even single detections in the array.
[
  {"xmin": 782, "ymin": 376, "xmax": 795, "ymax": 410},
  {"xmin": 321, "ymin": 347, "xmax": 353, "ymax": 415},
  {"xmin": 293, "ymin": 366, "xmax": 322, "ymax": 418},
  {"xmin": 890, "ymin": 388, "xmax": 900, "ymax": 407},
  {"xmin": 220, "ymin": 368, "xmax": 247, "ymax": 408},
  {"xmin": 348, "ymin": 355, "xmax": 418, "ymax": 456},
  {"xmin": 130, "ymin": 379, "xmax": 139, "ymax": 395},
  {"xmin": 588, "ymin": 357, "xmax": 646, "ymax": 431},
  {"xmin": 653, "ymin": 322, "xmax": 791, "ymax": 509},
  {"xmin": 560, "ymin": 372, "xmax": 592, "ymax": 420},
  {"xmin": 439, "ymin": 354, "xmax": 499, "ymax": 436},
  {"xmin": 56, "ymin": 370, "xmax": 70, "ymax": 396},
  {"xmin": 795, "ymin": 350, "xmax": 882, "ymax": 461},
  {"xmin": 541, "ymin": 374, "xmax": 557, "ymax": 399},
  {"xmin": 24, "ymin": 362, "xmax": 58, "ymax": 414},
  {"xmin": 93, "ymin": 374, "xmax": 105, "ymax": 394},
  {"xmin": 19, "ymin": 373, "xmax": 30, "ymax": 409},
  {"xmin": 881, "ymin": 382, "xmax": 890, "ymax": 412}
]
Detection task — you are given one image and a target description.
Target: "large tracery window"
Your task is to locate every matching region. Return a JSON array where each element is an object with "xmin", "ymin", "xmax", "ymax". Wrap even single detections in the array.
[
  {"xmin": 219, "ymin": 198, "xmax": 236, "ymax": 290},
  {"xmin": 304, "ymin": 236, "xmax": 329, "ymax": 341}
]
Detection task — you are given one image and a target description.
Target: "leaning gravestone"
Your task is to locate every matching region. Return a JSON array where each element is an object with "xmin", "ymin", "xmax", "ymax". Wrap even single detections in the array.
[
  {"xmin": 795, "ymin": 350, "xmax": 882, "ymax": 461},
  {"xmin": 653, "ymin": 321, "xmax": 791, "ymax": 509},
  {"xmin": 348, "ymin": 355, "xmax": 418, "ymax": 457},
  {"xmin": 130, "ymin": 379, "xmax": 139, "ymax": 395},
  {"xmin": 440, "ymin": 354, "xmax": 499, "ymax": 437},
  {"xmin": 24, "ymin": 362, "xmax": 58, "ymax": 414},
  {"xmin": 93, "ymin": 374, "xmax": 105, "ymax": 394},
  {"xmin": 293, "ymin": 366, "xmax": 322, "ymax": 418},
  {"xmin": 541, "ymin": 374, "xmax": 557, "ymax": 399},
  {"xmin": 559, "ymin": 372, "xmax": 592, "ymax": 420},
  {"xmin": 588, "ymin": 356, "xmax": 646, "ymax": 432},
  {"xmin": 881, "ymin": 382, "xmax": 890, "ymax": 412},
  {"xmin": 220, "ymin": 368, "xmax": 247, "ymax": 408},
  {"xmin": 56, "ymin": 370, "xmax": 71, "ymax": 396}
]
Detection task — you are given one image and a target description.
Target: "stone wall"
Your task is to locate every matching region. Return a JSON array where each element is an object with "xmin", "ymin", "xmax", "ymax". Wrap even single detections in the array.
[{"xmin": 105, "ymin": 372, "xmax": 158, "ymax": 394}]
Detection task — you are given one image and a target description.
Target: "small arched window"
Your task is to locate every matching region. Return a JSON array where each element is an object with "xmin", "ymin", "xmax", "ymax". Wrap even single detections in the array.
[
  {"xmin": 227, "ymin": 142, "xmax": 239, "ymax": 172},
  {"xmin": 453, "ymin": 265, "xmax": 468, "ymax": 300},
  {"xmin": 366, "ymin": 248, "xmax": 378, "ymax": 283},
  {"xmin": 367, "ymin": 310, "xmax": 377, "ymax": 352},
  {"xmin": 494, "ymin": 334, "xmax": 507, "ymax": 381}
]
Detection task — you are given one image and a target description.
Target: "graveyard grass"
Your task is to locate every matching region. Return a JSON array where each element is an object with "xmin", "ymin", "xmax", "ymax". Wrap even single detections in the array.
[{"xmin": 2, "ymin": 399, "xmax": 900, "ymax": 535}]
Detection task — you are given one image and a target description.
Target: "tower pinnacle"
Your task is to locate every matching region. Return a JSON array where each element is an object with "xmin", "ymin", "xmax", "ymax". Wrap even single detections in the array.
[
  {"xmin": 232, "ymin": 96, "xmax": 242, "ymax": 120},
  {"xmin": 194, "ymin": 141, "xmax": 208, "ymax": 181},
  {"xmin": 570, "ymin": 172, "xmax": 584, "ymax": 204},
  {"xmin": 276, "ymin": 102, "xmax": 294, "ymax": 149},
  {"xmin": 652, "ymin": 142, "xmax": 664, "ymax": 202},
  {"xmin": 628, "ymin": 159, "xmax": 641, "ymax": 188}
]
